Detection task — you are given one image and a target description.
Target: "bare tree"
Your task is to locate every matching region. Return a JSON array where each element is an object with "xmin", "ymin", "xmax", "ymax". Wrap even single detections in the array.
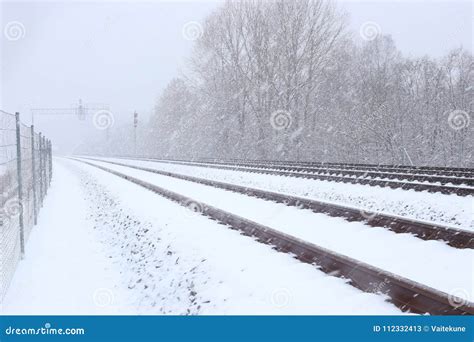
[{"xmin": 91, "ymin": 0, "xmax": 472, "ymax": 167}]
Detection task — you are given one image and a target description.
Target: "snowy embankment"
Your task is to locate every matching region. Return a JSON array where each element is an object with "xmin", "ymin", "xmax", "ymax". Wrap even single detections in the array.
[
  {"xmin": 1, "ymin": 161, "xmax": 134, "ymax": 315},
  {"xmin": 78, "ymin": 158, "xmax": 473, "ymax": 302},
  {"xmin": 2, "ymin": 158, "xmax": 403, "ymax": 314},
  {"xmin": 100, "ymin": 157, "xmax": 473, "ymax": 231}
]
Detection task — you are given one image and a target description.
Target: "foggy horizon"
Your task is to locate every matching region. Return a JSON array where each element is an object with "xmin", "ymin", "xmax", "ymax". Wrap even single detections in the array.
[
  {"xmin": 1, "ymin": 0, "xmax": 473, "ymax": 334},
  {"xmin": 1, "ymin": 0, "xmax": 472, "ymax": 155}
]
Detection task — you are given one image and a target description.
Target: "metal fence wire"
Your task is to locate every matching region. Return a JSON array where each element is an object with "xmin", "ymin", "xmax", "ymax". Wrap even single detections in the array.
[{"xmin": 0, "ymin": 110, "xmax": 53, "ymax": 301}]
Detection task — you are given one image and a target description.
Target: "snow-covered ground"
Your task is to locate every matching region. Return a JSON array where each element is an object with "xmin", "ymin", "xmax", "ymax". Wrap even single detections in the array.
[
  {"xmin": 75, "ymin": 158, "xmax": 474, "ymax": 302},
  {"xmin": 96, "ymin": 157, "xmax": 473, "ymax": 231},
  {"xmin": 1, "ymin": 161, "xmax": 134, "ymax": 315},
  {"xmin": 1, "ymin": 158, "xmax": 404, "ymax": 315}
]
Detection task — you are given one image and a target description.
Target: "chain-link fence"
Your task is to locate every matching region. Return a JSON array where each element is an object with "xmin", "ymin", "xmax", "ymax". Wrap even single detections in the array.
[{"xmin": 0, "ymin": 110, "xmax": 53, "ymax": 301}]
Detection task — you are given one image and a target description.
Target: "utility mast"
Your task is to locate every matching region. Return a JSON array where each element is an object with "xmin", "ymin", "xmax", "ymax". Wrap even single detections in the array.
[{"xmin": 31, "ymin": 99, "xmax": 110, "ymax": 124}]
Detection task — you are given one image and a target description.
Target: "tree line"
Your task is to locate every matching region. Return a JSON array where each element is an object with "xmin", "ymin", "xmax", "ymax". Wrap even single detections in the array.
[{"xmin": 87, "ymin": 0, "xmax": 473, "ymax": 166}]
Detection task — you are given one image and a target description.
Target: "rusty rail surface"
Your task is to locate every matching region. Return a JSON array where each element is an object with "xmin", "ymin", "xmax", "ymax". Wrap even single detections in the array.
[
  {"xmin": 111, "ymin": 157, "xmax": 474, "ymax": 196},
  {"xmin": 72, "ymin": 158, "xmax": 474, "ymax": 315},
  {"xmin": 211, "ymin": 162, "xmax": 474, "ymax": 186},
  {"xmin": 110, "ymin": 156, "xmax": 474, "ymax": 178},
  {"xmin": 83, "ymin": 157, "xmax": 474, "ymax": 249},
  {"xmin": 205, "ymin": 159, "xmax": 474, "ymax": 178}
]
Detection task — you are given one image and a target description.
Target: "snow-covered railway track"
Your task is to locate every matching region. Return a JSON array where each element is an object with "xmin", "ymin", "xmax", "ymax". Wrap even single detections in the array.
[
  {"xmin": 119, "ymin": 157, "xmax": 474, "ymax": 196},
  {"xmin": 72, "ymin": 158, "xmax": 473, "ymax": 315},
  {"xmin": 84, "ymin": 157, "xmax": 473, "ymax": 249},
  {"xmin": 209, "ymin": 162, "xmax": 474, "ymax": 186},
  {"xmin": 220, "ymin": 159, "xmax": 474, "ymax": 179}
]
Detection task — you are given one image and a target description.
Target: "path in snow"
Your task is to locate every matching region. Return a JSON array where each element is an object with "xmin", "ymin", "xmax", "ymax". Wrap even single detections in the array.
[{"xmin": 1, "ymin": 161, "xmax": 135, "ymax": 315}]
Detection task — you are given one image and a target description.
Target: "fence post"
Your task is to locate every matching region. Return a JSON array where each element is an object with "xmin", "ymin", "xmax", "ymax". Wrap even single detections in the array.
[
  {"xmin": 47, "ymin": 139, "xmax": 50, "ymax": 184},
  {"xmin": 38, "ymin": 133, "xmax": 43, "ymax": 207},
  {"xmin": 48, "ymin": 140, "xmax": 52, "ymax": 183},
  {"xmin": 43, "ymin": 138, "xmax": 47, "ymax": 194},
  {"xmin": 15, "ymin": 112, "xmax": 25, "ymax": 257},
  {"xmin": 31, "ymin": 126, "xmax": 37, "ymax": 225},
  {"xmin": 41, "ymin": 136, "xmax": 45, "ymax": 198},
  {"xmin": 43, "ymin": 136, "xmax": 47, "ymax": 194},
  {"xmin": 45, "ymin": 139, "xmax": 49, "ymax": 189}
]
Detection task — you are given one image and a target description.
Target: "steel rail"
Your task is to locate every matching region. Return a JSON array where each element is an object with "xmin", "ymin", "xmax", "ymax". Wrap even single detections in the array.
[
  {"xmin": 194, "ymin": 161, "xmax": 473, "ymax": 186},
  {"xmin": 94, "ymin": 156, "xmax": 474, "ymax": 177},
  {"xmin": 216, "ymin": 160, "xmax": 474, "ymax": 181},
  {"xmin": 220, "ymin": 158, "xmax": 474, "ymax": 174},
  {"xmin": 72, "ymin": 158, "xmax": 474, "ymax": 315},
  {"xmin": 82, "ymin": 157, "xmax": 474, "ymax": 249},
  {"xmin": 125, "ymin": 157, "xmax": 474, "ymax": 176},
  {"xmin": 113, "ymin": 157, "xmax": 474, "ymax": 197}
]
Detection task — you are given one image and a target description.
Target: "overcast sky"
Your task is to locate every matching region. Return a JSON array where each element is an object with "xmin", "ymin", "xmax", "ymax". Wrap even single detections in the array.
[{"xmin": 0, "ymin": 0, "xmax": 472, "ymax": 152}]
